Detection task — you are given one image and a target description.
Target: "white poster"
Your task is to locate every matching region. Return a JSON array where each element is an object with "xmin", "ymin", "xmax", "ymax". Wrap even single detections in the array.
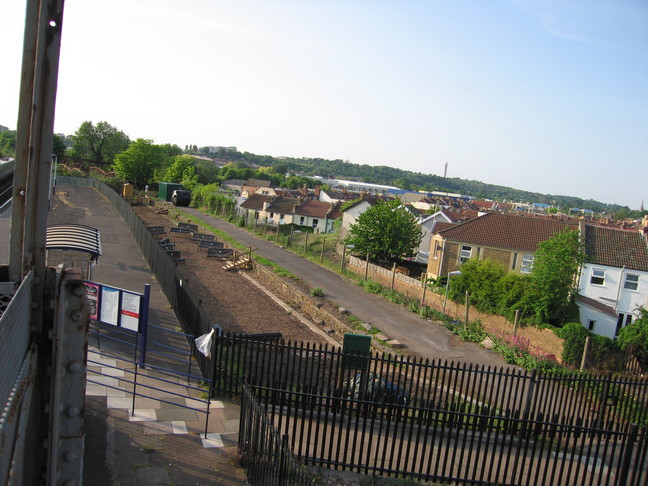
[
  {"xmin": 99, "ymin": 286, "xmax": 119, "ymax": 326},
  {"xmin": 120, "ymin": 291, "xmax": 141, "ymax": 332}
]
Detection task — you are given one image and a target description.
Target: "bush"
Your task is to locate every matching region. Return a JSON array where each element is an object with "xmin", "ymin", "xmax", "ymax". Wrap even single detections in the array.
[
  {"xmin": 458, "ymin": 320, "xmax": 487, "ymax": 343},
  {"xmin": 310, "ymin": 287, "xmax": 324, "ymax": 297},
  {"xmin": 556, "ymin": 322, "xmax": 622, "ymax": 371}
]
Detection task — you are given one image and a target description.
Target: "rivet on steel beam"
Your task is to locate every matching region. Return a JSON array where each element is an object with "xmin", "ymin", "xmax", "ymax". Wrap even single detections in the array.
[
  {"xmin": 72, "ymin": 284, "xmax": 85, "ymax": 297},
  {"xmin": 66, "ymin": 405, "xmax": 80, "ymax": 418},
  {"xmin": 68, "ymin": 361, "xmax": 82, "ymax": 373},
  {"xmin": 70, "ymin": 310, "xmax": 83, "ymax": 322},
  {"xmin": 64, "ymin": 450, "xmax": 78, "ymax": 462}
]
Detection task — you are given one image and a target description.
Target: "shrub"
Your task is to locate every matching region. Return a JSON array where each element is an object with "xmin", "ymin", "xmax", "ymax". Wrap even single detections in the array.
[
  {"xmin": 556, "ymin": 322, "xmax": 622, "ymax": 371},
  {"xmin": 310, "ymin": 287, "xmax": 324, "ymax": 297},
  {"xmin": 458, "ymin": 320, "xmax": 487, "ymax": 343}
]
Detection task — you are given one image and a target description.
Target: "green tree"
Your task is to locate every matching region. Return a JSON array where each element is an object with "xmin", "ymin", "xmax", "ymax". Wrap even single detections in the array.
[
  {"xmin": 164, "ymin": 155, "xmax": 197, "ymax": 183},
  {"xmin": 70, "ymin": 121, "xmax": 130, "ymax": 163},
  {"xmin": 0, "ymin": 130, "xmax": 16, "ymax": 157},
  {"xmin": 345, "ymin": 199, "xmax": 422, "ymax": 263},
  {"xmin": 449, "ymin": 259, "xmax": 507, "ymax": 313},
  {"xmin": 617, "ymin": 308, "xmax": 648, "ymax": 370},
  {"xmin": 52, "ymin": 134, "xmax": 67, "ymax": 160},
  {"xmin": 525, "ymin": 228, "xmax": 584, "ymax": 325},
  {"xmin": 113, "ymin": 139, "xmax": 164, "ymax": 189}
]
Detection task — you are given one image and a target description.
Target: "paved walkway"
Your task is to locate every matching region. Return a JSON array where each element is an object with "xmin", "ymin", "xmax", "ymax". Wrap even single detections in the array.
[
  {"xmin": 178, "ymin": 207, "xmax": 507, "ymax": 368},
  {"xmin": 0, "ymin": 186, "xmax": 245, "ymax": 485}
]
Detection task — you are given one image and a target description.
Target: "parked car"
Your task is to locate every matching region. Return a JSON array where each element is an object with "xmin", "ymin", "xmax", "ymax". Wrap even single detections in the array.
[
  {"xmin": 171, "ymin": 189, "xmax": 191, "ymax": 207},
  {"xmin": 346, "ymin": 372, "xmax": 410, "ymax": 405}
]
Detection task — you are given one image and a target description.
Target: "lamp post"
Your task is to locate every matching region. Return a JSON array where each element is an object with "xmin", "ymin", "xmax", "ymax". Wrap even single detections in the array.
[{"xmin": 442, "ymin": 270, "xmax": 462, "ymax": 313}]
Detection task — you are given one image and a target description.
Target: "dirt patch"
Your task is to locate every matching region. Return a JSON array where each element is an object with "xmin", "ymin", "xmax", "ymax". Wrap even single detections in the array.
[{"xmin": 133, "ymin": 204, "xmax": 331, "ymax": 344}]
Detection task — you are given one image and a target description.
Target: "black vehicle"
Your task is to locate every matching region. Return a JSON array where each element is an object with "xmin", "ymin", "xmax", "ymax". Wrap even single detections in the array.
[{"xmin": 171, "ymin": 189, "xmax": 191, "ymax": 207}]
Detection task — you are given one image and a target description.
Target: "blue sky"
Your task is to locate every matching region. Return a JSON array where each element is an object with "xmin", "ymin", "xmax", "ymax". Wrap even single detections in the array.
[{"xmin": 2, "ymin": 0, "xmax": 647, "ymax": 209}]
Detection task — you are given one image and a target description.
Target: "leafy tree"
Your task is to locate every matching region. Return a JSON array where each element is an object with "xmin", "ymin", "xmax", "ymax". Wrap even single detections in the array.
[
  {"xmin": 617, "ymin": 308, "xmax": 648, "ymax": 370},
  {"xmin": 345, "ymin": 199, "xmax": 422, "ymax": 263},
  {"xmin": 449, "ymin": 259, "xmax": 507, "ymax": 313},
  {"xmin": 0, "ymin": 130, "xmax": 16, "ymax": 157},
  {"xmin": 70, "ymin": 121, "xmax": 130, "ymax": 163},
  {"xmin": 164, "ymin": 155, "xmax": 197, "ymax": 183},
  {"xmin": 52, "ymin": 134, "xmax": 67, "ymax": 160},
  {"xmin": 524, "ymin": 228, "xmax": 584, "ymax": 325},
  {"xmin": 495, "ymin": 273, "xmax": 531, "ymax": 321},
  {"xmin": 112, "ymin": 139, "xmax": 164, "ymax": 189}
]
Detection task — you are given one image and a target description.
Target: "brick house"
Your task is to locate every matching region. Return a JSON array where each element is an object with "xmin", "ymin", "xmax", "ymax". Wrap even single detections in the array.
[{"xmin": 426, "ymin": 213, "xmax": 573, "ymax": 279}]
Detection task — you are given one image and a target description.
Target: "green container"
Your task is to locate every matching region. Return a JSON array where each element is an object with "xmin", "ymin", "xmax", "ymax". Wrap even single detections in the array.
[
  {"xmin": 342, "ymin": 334, "xmax": 371, "ymax": 371},
  {"xmin": 158, "ymin": 182, "xmax": 183, "ymax": 202}
]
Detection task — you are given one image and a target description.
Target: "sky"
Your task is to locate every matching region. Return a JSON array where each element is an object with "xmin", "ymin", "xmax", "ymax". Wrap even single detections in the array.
[{"xmin": 2, "ymin": 0, "xmax": 647, "ymax": 209}]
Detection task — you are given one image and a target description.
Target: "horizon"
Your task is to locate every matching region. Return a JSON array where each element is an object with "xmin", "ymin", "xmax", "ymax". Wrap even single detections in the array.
[{"xmin": 2, "ymin": 0, "xmax": 647, "ymax": 210}]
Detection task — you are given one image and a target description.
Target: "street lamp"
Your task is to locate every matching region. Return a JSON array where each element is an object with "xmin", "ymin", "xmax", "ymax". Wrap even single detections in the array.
[{"xmin": 442, "ymin": 270, "xmax": 462, "ymax": 313}]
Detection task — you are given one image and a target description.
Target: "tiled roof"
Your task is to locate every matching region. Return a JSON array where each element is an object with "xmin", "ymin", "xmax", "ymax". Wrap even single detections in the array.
[
  {"xmin": 575, "ymin": 295, "xmax": 617, "ymax": 317},
  {"xmin": 240, "ymin": 194, "xmax": 273, "ymax": 210},
  {"xmin": 437, "ymin": 213, "xmax": 574, "ymax": 252},
  {"xmin": 584, "ymin": 225, "xmax": 648, "ymax": 271},
  {"xmin": 432, "ymin": 222, "xmax": 455, "ymax": 234},
  {"xmin": 245, "ymin": 178, "xmax": 272, "ymax": 188},
  {"xmin": 266, "ymin": 196, "xmax": 300, "ymax": 214},
  {"xmin": 295, "ymin": 200, "xmax": 334, "ymax": 218}
]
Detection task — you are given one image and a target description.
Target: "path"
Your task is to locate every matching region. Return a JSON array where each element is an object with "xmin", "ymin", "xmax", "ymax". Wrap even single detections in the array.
[{"xmin": 178, "ymin": 207, "xmax": 507, "ymax": 369}]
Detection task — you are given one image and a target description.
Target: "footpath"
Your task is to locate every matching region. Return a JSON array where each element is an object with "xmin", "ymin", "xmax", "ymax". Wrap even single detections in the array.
[
  {"xmin": 0, "ymin": 186, "xmax": 245, "ymax": 485},
  {"xmin": 177, "ymin": 207, "xmax": 506, "ymax": 368}
]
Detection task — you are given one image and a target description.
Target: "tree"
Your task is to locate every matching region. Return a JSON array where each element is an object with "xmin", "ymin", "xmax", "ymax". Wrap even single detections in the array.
[
  {"xmin": 0, "ymin": 130, "xmax": 16, "ymax": 157},
  {"xmin": 345, "ymin": 199, "xmax": 422, "ymax": 263},
  {"xmin": 164, "ymin": 155, "xmax": 198, "ymax": 188},
  {"xmin": 617, "ymin": 308, "xmax": 648, "ymax": 370},
  {"xmin": 113, "ymin": 139, "xmax": 164, "ymax": 189},
  {"xmin": 524, "ymin": 228, "xmax": 584, "ymax": 325},
  {"xmin": 52, "ymin": 134, "xmax": 67, "ymax": 160},
  {"xmin": 70, "ymin": 121, "xmax": 130, "ymax": 163}
]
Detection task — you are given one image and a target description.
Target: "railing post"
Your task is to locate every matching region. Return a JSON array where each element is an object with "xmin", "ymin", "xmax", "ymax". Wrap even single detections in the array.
[
  {"xmin": 277, "ymin": 434, "xmax": 289, "ymax": 486},
  {"xmin": 617, "ymin": 424, "xmax": 638, "ymax": 486}
]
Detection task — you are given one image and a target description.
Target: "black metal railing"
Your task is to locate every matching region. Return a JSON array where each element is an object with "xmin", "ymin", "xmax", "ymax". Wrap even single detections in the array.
[{"xmin": 239, "ymin": 384, "xmax": 311, "ymax": 486}]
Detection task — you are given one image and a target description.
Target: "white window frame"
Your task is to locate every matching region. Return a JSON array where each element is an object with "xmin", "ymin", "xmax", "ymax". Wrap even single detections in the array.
[
  {"xmin": 520, "ymin": 254, "xmax": 534, "ymax": 274},
  {"xmin": 624, "ymin": 274, "xmax": 639, "ymax": 291},
  {"xmin": 590, "ymin": 268, "xmax": 605, "ymax": 286},
  {"xmin": 460, "ymin": 245, "xmax": 472, "ymax": 263}
]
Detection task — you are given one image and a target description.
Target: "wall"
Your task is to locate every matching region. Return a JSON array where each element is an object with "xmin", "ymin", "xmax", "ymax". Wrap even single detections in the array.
[{"xmin": 347, "ymin": 255, "xmax": 565, "ymax": 360}]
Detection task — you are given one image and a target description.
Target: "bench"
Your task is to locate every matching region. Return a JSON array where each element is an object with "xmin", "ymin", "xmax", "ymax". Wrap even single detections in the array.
[
  {"xmin": 146, "ymin": 225, "xmax": 166, "ymax": 235},
  {"xmin": 169, "ymin": 227, "xmax": 192, "ymax": 235},
  {"xmin": 158, "ymin": 237, "xmax": 170, "ymax": 245},
  {"xmin": 160, "ymin": 243, "xmax": 176, "ymax": 250},
  {"xmin": 178, "ymin": 222, "xmax": 198, "ymax": 232},
  {"xmin": 206, "ymin": 248, "xmax": 234, "ymax": 258},
  {"xmin": 191, "ymin": 233, "xmax": 215, "ymax": 242},
  {"xmin": 165, "ymin": 249, "xmax": 185, "ymax": 264},
  {"xmin": 198, "ymin": 240, "xmax": 224, "ymax": 249}
]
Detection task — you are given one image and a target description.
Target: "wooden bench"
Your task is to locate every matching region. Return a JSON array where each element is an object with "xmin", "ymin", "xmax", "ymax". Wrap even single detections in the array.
[
  {"xmin": 146, "ymin": 225, "xmax": 166, "ymax": 236},
  {"xmin": 158, "ymin": 237, "xmax": 170, "ymax": 245},
  {"xmin": 165, "ymin": 249, "xmax": 185, "ymax": 264},
  {"xmin": 178, "ymin": 222, "xmax": 198, "ymax": 232},
  {"xmin": 198, "ymin": 240, "xmax": 224, "ymax": 250},
  {"xmin": 169, "ymin": 227, "xmax": 192, "ymax": 235},
  {"xmin": 191, "ymin": 233, "xmax": 215, "ymax": 242},
  {"xmin": 160, "ymin": 243, "xmax": 176, "ymax": 250},
  {"xmin": 206, "ymin": 248, "xmax": 234, "ymax": 259}
]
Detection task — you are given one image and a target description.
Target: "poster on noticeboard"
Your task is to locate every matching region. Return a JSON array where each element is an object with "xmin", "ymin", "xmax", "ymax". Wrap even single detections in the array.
[{"xmin": 84, "ymin": 281, "xmax": 143, "ymax": 332}]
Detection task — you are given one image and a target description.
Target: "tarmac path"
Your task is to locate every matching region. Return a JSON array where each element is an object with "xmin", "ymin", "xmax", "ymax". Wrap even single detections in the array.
[{"xmin": 177, "ymin": 207, "xmax": 507, "ymax": 369}]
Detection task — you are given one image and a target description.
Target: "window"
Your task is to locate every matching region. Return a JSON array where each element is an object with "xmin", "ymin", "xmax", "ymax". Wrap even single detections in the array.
[
  {"xmin": 590, "ymin": 269, "xmax": 605, "ymax": 286},
  {"xmin": 624, "ymin": 274, "xmax": 639, "ymax": 291},
  {"xmin": 520, "ymin": 254, "xmax": 534, "ymax": 274},
  {"xmin": 511, "ymin": 253, "xmax": 518, "ymax": 270},
  {"xmin": 299, "ymin": 216, "xmax": 305, "ymax": 225},
  {"xmin": 460, "ymin": 245, "xmax": 472, "ymax": 263},
  {"xmin": 312, "ymin": 218, "xmax": 319, "ymax": 228},
  {"xmin": 587, "ymin": 320, "xmax": 595, "ymax": 332}
]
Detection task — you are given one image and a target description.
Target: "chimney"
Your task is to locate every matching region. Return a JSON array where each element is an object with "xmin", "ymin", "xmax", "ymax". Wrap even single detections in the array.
[
  {"xmin": 300, "ymin": 184, "xmax": 307, "ymax": 198},
  {"xmin": 315, "ymin": 186, "xmax": 321, "ymax": 199}
]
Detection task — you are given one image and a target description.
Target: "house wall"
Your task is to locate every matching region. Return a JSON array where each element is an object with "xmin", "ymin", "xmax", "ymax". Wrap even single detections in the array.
[
  {"xmin": 578, "ymin": 304, "xmax": 619, "ymax": 339},
  {"xmin": 341, "ymin": 201, "xmax": 370, "ymax": 238},
  {"xmin": 577, "ymin": 263, "xmax": 648, "ymax": 337}
]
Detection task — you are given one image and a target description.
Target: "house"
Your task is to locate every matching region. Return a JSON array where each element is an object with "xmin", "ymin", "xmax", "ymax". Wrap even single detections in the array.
[
  {"xmin": 241, "ymin": 179, "xmax": 275, "ymax": 198},
  {"xmin": 339, "ymin": 195, "xmax": 391, "ymax": 238},
  {"xmin": 220, "ymin": 179, "xmax": 247, "ymax": 195},
  {"xmin": 426, "ymin": 213, "xmax": 574, "ymax": 279},
  {"xmin": 264, "ymin": 196, "xmax": 301, "ymax": 225},
  {"xmin": 239, "ymin": 193, "xmax": 275, "ymax": 221},
  {"xmin": 293, "ymin": 200, "xmax": 340, "ymax": 233},
  {"xmin": 576, "ymin": 225, "xmax": 648, "ymax": 339}
]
